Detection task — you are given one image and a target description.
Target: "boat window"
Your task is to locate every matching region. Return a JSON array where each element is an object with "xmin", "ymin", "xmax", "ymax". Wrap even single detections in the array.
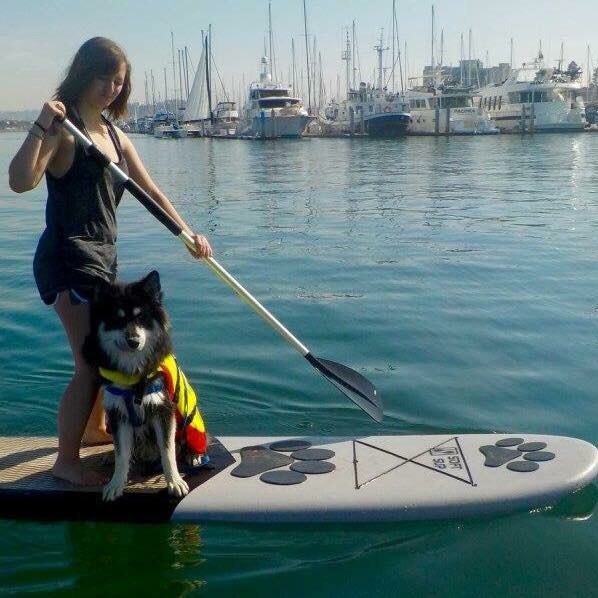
[
  {"xmin": 533, "ymin": 91, "xmax": 550, "ymax": 103},
  {"xmin": 259, "ymin": 98, "xmax": 299, "ymax": 109},
  {"xmin": 442, "ymin": 96, "xmax": 470, "ymax": 109},
  {"xmin": 257, "ymin": 89, "xmax": 291, "ymax": 98}
]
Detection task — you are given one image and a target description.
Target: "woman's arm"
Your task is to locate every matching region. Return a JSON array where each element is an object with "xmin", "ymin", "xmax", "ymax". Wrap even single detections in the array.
[
  {"xmin": 8, "ymin": 102, "xmax": 66, "ymax": 193},
  {"xmin": 118, "ymin": 129, "xmax": 213, "ymax": 258}
]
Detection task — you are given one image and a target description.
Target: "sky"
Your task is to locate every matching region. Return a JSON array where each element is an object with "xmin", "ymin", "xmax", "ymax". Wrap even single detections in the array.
[{"xmin": 1, "ymin": 0, "xmax": 597, "ymax": 111}]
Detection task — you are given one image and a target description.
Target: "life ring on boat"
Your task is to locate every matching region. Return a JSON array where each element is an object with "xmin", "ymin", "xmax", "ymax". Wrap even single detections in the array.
[{"xmin": 384, "ymin": 106, "xmax": 392, "ymax": 113}]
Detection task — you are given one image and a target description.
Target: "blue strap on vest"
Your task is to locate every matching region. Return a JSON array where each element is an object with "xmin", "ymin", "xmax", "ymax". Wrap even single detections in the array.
[{"xmin": 106, "ymin": 378, "xmax": 166, "ymax": 428}]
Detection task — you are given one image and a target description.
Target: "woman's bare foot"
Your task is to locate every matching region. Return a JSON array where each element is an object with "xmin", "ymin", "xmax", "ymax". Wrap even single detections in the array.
[
  {"xmin": 52, "ymin": 458, "xmax": 108, "ymax": 486},
  {"xmin": 82, "ymin": 428, "xmax": 112, "ymax": 446}
]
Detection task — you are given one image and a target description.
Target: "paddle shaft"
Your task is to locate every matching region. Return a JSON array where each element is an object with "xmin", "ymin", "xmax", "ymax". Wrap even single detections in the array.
[{"xmin": 60, "ymin": 117, "xmax": 310, "ymax": 356}]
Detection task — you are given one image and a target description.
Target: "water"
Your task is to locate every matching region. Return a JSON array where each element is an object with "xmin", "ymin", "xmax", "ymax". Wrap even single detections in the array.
[{"xmin": 1, "ymin": 131, "xmax": 597, "ymax": 595}]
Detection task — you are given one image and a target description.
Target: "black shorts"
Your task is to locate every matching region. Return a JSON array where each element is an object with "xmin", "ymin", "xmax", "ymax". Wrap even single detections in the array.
[{"xmin": 41, "ymin": 286, "xmax": 93, "ymax": 306}]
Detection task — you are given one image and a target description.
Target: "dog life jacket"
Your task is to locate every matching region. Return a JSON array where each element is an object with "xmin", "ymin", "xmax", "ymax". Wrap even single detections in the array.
[{"xmin": 99, "ymin": 354, "xmax": 207, "ymax": 455}]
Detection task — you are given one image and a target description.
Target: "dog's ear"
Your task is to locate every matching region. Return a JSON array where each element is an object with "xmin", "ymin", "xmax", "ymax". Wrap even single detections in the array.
[{"xmin": 140, "ymin": 270, "xmax": 162, "ymax": 301}]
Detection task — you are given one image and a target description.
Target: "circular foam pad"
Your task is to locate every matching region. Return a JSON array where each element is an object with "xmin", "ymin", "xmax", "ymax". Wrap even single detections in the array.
[
  {"xmin": 517, "ymin": 442, "xmax": 547, "ymax": 452},
  {"xmin": 291, "ymin": 448, "xmax": 335, "ymax": 461},
  {"xmin": 260, "ymin": 470, "xmax": 307, "ymax": 485},
  {"xmin": 523, "ymin": 451, "xmax": 555, "ymax": 462},
  {"xmin": 507, "ymin": 460, "xmax": 539, "ymax": 472},
  {"xmin": 291, "ymin": 460, "xmax": 336, "ymax": 474},
  {"xmin": 495, "ymin": 438, "xmax": 525, "ymax": 447},
  {"xmin": 269, "ymin": 439, "xmax": 312, "ymax": 452}
]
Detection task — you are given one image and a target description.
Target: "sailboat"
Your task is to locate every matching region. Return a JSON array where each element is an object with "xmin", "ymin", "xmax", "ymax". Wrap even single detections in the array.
[{"xmin": 182, "ymin": 35, "xmax": 210, "ymax": 137}]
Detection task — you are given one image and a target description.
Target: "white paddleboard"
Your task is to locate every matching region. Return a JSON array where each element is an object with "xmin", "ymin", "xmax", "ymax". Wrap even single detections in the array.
[
  {"xmin": 173, "ymin": 434, "xmax": 598, "ymax": 523},
  {"xmin": 0, "ymin": 434, "xmax": 596, "ymax": 523}
]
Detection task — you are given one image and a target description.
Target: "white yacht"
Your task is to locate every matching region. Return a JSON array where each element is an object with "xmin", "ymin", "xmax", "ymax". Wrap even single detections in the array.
[
  {"xmin": 209, "ymin": 101, "xmax": 239, "ymax": 137},
  {"xmin": 153, "ymin": 111, "xmax": 188, "ymax": 139},
  {"xmin": 401, "ymin": 87, "xmax": 497, "ymax": 135},
  {"xmin": 240, "ymin": 56, "xmax": 311, "ymax": 139},
  {"xmin": 476, "ymin": 54, "xmax": 586, "ymax": 132}
]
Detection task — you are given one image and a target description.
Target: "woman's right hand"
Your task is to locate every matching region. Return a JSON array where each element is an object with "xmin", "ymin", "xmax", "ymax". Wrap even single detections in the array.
[{"xmin": 37, "ymin": 101, "xmax": 66, "ymax": 132}]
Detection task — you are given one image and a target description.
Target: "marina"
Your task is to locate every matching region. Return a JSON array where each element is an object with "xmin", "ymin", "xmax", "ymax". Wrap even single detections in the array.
[{"xmin": 123, "ymin": 2, "xmax": 598, "ymax": 140}]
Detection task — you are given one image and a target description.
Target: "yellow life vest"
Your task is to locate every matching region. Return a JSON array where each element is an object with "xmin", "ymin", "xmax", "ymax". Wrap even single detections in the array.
[{"xmin": 99, "ymin": 354, "xmax": 207, "ymax": 455}]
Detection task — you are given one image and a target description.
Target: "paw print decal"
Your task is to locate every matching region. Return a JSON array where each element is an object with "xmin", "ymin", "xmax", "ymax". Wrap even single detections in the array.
[{"xmin": 479, "ymin": 438, "xmax": 556, "ymax": 472}]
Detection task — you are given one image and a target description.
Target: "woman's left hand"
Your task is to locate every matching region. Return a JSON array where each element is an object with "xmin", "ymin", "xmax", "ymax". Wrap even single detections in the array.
[{"xmin": 188, "ymin": 233, "xmax": 213, "ymax": 259}]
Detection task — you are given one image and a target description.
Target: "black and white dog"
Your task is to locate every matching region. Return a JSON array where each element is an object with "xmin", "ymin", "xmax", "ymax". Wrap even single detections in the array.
[{"xmin": 83, "ymin": 271, "xmax": 206, "ymax": 502}]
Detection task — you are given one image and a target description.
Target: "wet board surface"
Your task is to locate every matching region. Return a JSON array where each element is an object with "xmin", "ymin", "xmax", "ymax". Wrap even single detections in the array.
[{"xmin": 0, "ymin": 434, "xmax": 596, "ymax": 523}]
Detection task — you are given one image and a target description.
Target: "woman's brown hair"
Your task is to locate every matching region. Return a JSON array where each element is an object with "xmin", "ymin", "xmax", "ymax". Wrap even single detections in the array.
[{"xmin": 55, "ymin": 37, "xmax": 131, "ymax": 119}]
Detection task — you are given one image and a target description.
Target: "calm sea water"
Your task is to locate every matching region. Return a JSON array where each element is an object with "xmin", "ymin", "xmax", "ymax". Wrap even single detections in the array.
[{"xmin": 0, "ymin": 131, "xmax": 597, "ymax": 596}]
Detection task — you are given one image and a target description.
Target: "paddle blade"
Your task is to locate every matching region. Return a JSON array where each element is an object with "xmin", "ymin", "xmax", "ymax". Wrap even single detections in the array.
[{"xmin": 305, "ymin": 354, "xmax": 383, "ymax": 422}]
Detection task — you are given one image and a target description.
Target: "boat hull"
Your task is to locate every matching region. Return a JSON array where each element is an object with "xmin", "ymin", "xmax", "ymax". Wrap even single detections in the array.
[
  {"xmin": 246, "ymin": 114, "xmax": 311, "ymax": 138},
  {"xmin": 363, "ymin": 112, "xmax": 410, "ymax": 137}
]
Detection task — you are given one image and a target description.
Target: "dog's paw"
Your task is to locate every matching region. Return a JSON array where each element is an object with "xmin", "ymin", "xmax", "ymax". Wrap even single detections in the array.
[
  {"xmin": 166, "ymin": 475, "xmax": 189, "ymax": 497},
  {"xmin": 186, "ymin": 453, "xmax": 205, "ymax": 468},
  {"xmin": 102, "ymin": 478, "xmax": 126, "ymax": 502}
]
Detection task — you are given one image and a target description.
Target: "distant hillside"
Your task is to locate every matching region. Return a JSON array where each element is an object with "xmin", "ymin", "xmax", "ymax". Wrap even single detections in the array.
[{"xmin": 0, "ymin": 110, "xmax": 38, "ymax": 121}]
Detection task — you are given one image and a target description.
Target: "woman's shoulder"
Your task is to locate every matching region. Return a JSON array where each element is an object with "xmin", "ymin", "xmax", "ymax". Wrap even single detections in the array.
[{"xmin": 111, "ymin": 123, "xmax": 132, "ymax": 152}]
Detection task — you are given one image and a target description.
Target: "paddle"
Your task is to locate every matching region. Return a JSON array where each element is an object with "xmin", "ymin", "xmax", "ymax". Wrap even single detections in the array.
[{"xmin": 59, "ymin": 116, "xmax": 383, "ymax": 422}]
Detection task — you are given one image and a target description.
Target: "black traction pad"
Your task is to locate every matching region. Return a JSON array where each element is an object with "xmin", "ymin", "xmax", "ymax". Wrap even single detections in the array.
[
  {"xmin": 291, "ymin": 448, "xmax": 336, "ymax": 461},
  {"xmin": 291, "ymin": 460, "xmax": 336, "ymax": 474},
  {"xmin": 269, "ymin": 439, "xmax": 312, "ymax": 452},
  {"xmin": 523, "ymin": 451, "xmax": 555, "ymax": 462},
  {"xmin": 507, "ymin": 460, "xmax": 540, "ymax": 472},
  {"xmin": 230, "ymin": 446, "xmax": 293, "ymax": 478},
  {"xmin": 517, "ymin": 442, "xmax": 547, "ymax": 452},
  {"xmin": 495, "ymin": 438, "xmax": 525, "ymax": 447},
  {"xmin": 479, "ymin": 445, "xmax": 522, "ymax": 467},
  {"xmin": 260, "ymin": 470, "xmax": 307, "ymax": 485}
]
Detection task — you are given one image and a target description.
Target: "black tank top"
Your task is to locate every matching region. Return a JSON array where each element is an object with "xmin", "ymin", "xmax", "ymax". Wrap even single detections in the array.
[{"xmin": 33, "ymin": 107, "xmax": 129, "ymax": 303}]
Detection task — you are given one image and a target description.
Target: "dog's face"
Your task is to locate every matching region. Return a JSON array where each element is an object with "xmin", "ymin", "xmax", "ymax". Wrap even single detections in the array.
[{"xmin": 85, "ymin": 270, "xmax": 172, "ymax": 374}]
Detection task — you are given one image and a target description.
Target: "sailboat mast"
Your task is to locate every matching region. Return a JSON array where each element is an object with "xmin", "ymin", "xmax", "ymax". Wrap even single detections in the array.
[
  {"xmin": 468, "ymin": 29, "xmax": 472, "ymax": 87},
  {"xmin": 292, "ymin": 38, "xmax": 297, "ymax": 92},
  {"xmin": 303, "ymin": 0, "xmax": 312, "ymax": 114},
  {"xmin": 206, "ymin": 29, "xmax": 213, "ymax": 123},
  {"xmin": 431, "ymin": 4, "xmax": 435, "ymax": 86},
  {"xmin": 352, "ymin": 20, "xmax": 356, "ymax": 90},
  {"xmin": 171, "ymin": 31, "xmax": 177, "ymax": 115},
  {"xmin": 460, "ymin": 33, "xmax": 464, "ymax": 85},
  {"xmin": 392, "ymin": 0, "xmax": 396, "ymax": 93}
]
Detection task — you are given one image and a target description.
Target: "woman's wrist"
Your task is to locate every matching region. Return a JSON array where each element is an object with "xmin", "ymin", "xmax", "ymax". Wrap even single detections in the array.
[{"xmin": 28, "ymin": 127, "xmax": 44, "ymax": 142}]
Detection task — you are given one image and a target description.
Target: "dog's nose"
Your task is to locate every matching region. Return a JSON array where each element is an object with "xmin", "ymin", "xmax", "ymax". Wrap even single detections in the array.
[{"xmin": 126, "ymin": 336, "xmax": 141, "ymax": 349}]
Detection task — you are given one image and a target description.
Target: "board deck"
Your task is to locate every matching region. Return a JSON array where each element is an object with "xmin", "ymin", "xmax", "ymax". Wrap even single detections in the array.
[{"xmin": 0, "ymin": 434, "xmax": 596, "ymax": 523}]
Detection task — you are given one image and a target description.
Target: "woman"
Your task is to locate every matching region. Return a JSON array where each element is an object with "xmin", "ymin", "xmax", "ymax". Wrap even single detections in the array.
[{"xmin": 8, "ymin": 37, "xmax": 212, "ymax": 486}]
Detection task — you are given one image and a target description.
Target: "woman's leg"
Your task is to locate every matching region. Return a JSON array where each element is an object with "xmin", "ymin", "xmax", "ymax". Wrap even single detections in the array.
[
  {"xmin": 82, "ymin": 388, "xmax": 111, "ymax": 445},
  {"xmin": 51, "ymin": 291, "xmax": 109, "ymax": 485}
]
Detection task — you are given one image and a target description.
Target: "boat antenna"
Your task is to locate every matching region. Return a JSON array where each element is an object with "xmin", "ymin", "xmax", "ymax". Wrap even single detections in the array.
[{"xmin": 510, "ymin": 37, "xmax": 514, "ymax": 69}]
